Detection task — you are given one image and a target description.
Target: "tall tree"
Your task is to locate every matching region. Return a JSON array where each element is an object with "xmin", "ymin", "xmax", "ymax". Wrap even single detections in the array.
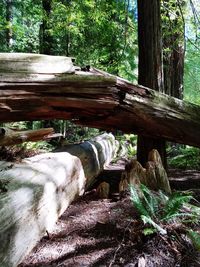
[
  {"xmin": 162, "ymin": 0, "xmax": 185, "ymax": 99},
  {"xmin": 40, "ymin": 0, "xmax": 54, "ymax": 128},
  {"xmin": 40, "ymin": 0, "xmax": 53, "ymax": 54},
  {"xmin": 137, "ymin": 0, "xmax": 166, "ymax": 167}
]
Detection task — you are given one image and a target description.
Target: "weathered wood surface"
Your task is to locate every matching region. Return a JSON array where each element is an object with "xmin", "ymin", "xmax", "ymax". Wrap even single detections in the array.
[
  {"xmin": 56, "ymin": 133, "xmax": 119, "ymax": 188},
  {"xmin": 0, "ymin": 133, "xmax": 118, "ymax": 267},
  {"xmin": 0, "ymin": 127, "xmax": 61, "ymax": 146},
  {"xmin": 119, "ymin": 149, "xmax": 171, "ymax": 194},
  {"xmin": 1, "ymin": 53, "xmax": 200, "ymax": 148},
  {"xmin": 0, "ymin": 53, "xmax": 75, "ymax": 74}
]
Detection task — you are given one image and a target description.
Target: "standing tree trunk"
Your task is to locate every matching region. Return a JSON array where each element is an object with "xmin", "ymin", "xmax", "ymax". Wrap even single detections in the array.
[
  {"xmin": 40, "ymin": 0, "xmax": 54, "ymax": 128},
  {"xmin": 162, "ymin": 0, "xmax": 185, "ymax": 99},
  {"xmin": 162, "ymin": 0, "xmax": 185, "ymax": 153},
  {"xmin": 137, "ymin": 0, "xmax": 166, "ymax": 168},
  {"xmin": 39, "ymin": 0, "xmax": 53, "ymax": 55},
  {"xmin": 6, "ymin": 0, "xmax": 13, "ymax": 50},
  {"xmin": 163, "ymin": 44, "xmax": 184, "ymax": 99}
]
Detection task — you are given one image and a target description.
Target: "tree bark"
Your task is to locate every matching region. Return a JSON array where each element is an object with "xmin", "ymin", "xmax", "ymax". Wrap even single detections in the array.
[
  {"xmin": 0, "ymin": 133, "xmax": 118, "ymax": 267},
  {"xmin": 162, "ymin": 0, "xmax": 185, "ymax": 100},
  {"xmin": 40, "ymin": 0, "xmax": 53, "ymax": 55},
  {"xmin": 1, "ymin": 53, "xmax": 200, "ymax": 148},
  {"xmin": 137, "ymin": 0, "xmax": 166, "ymax": 167}
]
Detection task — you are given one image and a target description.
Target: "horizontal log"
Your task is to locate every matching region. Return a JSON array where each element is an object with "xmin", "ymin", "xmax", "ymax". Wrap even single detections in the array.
[
  {"xmin": 0, "ymin": 133, "xmax": 118, "ymax": 267},
  {"xmin": 78, "ymin": 78, "xmax": 200, "ymax": 148},
  {"xmin": 0, "ymin": 53, "xmax": 200, "ymax": 148},
  {"xmin": 0, "ymin": 53, "xmax": 75, "ymax": 74},
  {"xmin": 0, "ymin": 127, "xmax": 62, "ymax": 146}
]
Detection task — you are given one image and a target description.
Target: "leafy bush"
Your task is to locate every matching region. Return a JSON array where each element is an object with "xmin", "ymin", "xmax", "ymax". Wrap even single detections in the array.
[
  {"xmin": 116, "ymin": 134, "xmax": 137, "ymax": 159},
  {"xmin": 168, "ymin": 146, "xmax": 200, "ymax": 170},
  {"xmin": 21, "ymin": 141, "xmax": 54, "ymax": 152}
]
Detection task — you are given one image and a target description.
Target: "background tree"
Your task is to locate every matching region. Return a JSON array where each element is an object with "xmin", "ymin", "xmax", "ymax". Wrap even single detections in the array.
[
  {"xmin": 40, "ymin": 0, "xmax": 53, "ymax": 55},
  {"xmin": 162, "ymin": 0, "xmax": 186, "ymax": 99},
  {"xmin": 5, "ymin": 0, "xmax": 13, "ymax": 49}
]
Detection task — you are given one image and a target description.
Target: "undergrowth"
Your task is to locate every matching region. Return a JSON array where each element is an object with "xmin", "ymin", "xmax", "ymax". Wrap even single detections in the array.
[
  {"xmin": 130, "ymin": 184, "xmax": 200, "ymax": 249},
  {"xmin": 168, "ymin": 146, "xmax": 200, "ymax": 170}
]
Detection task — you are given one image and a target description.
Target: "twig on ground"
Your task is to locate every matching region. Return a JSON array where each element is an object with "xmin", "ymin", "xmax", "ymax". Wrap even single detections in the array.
[{"xmin": 108, "ymin": 221, "xmax": 132, "ymax": 267}]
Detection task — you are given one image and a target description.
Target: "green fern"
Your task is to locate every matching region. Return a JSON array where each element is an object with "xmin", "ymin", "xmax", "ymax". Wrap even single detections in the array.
[
  {"xmin": 140, "ymin": 185, "xmax": 157, "ymax": 216},
  {"xmin": 130, "ymin": 186, "xmax": 149, "ymax": 217},
  {"xmin": 161, "ymin": 192, "xmax": 193, "ymax": 221},
  {"xmin": 130, "ymin": 184, "xmax": 200, "ymax": 237},
  {"xmin": 141, "ymin": 215, "xmax": 167, "ymax": 235},
  {"xmin": 143, "ymin": 227, "xmax": 157, "ymax": 236},
  {"xmin": 187, "ymin": 230, "xmax": 200, "ymax": 251}
]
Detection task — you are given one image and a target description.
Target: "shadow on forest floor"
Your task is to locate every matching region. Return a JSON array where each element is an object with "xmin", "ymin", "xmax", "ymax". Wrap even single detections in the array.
[{"xmin": 18, "ymin": 168, "xmax": 200, "ymax": 267}]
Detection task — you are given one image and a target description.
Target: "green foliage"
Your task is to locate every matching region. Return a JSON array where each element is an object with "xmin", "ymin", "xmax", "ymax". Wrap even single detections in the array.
[
  {"xmin": 51, "ymin": 0, "xmax": 138, "ymax": 80},
  {"xmin": 161, "ymin": 0, "xmax": 185, "ymax": 48},
  {"xmin": 130, "ymin": 184, "xmax": 200, "ymax": 236},
  {"xmin": 0, "ymin": 0, "xmax": 42, "ymax": 53},
  {"xmin": 3, "ymin": 121, "xmax": 28, "ymax": 130},
  {"xmin": 168, "ymin": 146, "xmax": 200, "ymax": 170},
  {"xmin": 161, "ymin": 192, "xmax": 193, "ymax": 221},
  {"xmin": 187, "ymin": 230, "xmax": 200, "ymax": 251},
  {"xmin": 183, "ymin": 3, "xmax": 200, "ymax": 104},
  {"xmin": 21, "ymin": 141, "xmax": 54, "ymax": 152},
  {"xmin": 184, "ymin": 42, "xmax": 200, "ymax": 105},
  {"xmin": 116, "ymin": 134, "xmax": 137, "ymax": 159}
]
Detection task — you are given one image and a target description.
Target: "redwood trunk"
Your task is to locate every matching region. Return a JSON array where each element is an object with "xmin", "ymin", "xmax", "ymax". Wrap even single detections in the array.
[
  {"xmin": 162, "ymin": 0, "xmax": 185, "ymax": 100},
  {"xmin": 40, "ymin": 0, "xmax": 53, "ymax": 55},
  {"xmin": 137, "ymin": 0, "xmax": 166, "ymax": 167}
]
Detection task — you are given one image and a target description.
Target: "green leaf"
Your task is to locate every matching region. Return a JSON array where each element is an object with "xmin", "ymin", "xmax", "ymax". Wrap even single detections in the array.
[
  {"xmin": 141, "ymin": 215, "xmax": 167, "ymax": 235},
  {"xmin": 187, "ymin": 230, "xmax": 200, "ymax": 251},
  {"xmin": 143, "ymin": 227, "xmax": 157, "ymax": 236}
]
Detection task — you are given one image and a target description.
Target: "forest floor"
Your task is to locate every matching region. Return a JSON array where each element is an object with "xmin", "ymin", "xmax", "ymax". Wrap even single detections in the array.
[{"xmin": 18, "ymin": 167, "xmax": 200, "ymax": 267}]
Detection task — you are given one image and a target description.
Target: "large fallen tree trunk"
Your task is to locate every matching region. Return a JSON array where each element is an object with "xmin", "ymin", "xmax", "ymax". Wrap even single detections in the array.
[
  {"xmin": 0, "ymin": 53, "xmax": 200, "ymax": 148},
  {"xmin": 0, "ymin": 133, "xmax": 118, "ymax": 267}
]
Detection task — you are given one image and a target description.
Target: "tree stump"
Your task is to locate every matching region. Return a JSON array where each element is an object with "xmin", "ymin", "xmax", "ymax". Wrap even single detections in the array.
[
  {"xmin": 96, "ymin": 182, "xmax": 110, "ymax": 199},
  {"xmin": 119, "ymin": 149, "xmax": 171, "ymax": 194}
]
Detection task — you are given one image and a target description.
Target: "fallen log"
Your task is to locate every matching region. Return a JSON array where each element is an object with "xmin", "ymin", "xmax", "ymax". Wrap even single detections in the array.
[
  {"xmin": 1, "ymin": 53, "xmax": 200, "ymax": 148},
  {"xmin": 0, "ymin": 127, "xmax": 61, "ymax": 146},
  {"xmin": 0, "ymin": 53, "xmax": 75, "ymax": 74},
  {"xmin": 0, "ymin": 133, "xmax": 118, "ymax": 267}
]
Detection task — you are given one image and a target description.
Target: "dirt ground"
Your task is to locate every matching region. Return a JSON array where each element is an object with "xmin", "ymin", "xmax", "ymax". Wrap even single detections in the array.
[{"xmin": 18, "ymin": 168, "xmax": 200, "ymax": 267}]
